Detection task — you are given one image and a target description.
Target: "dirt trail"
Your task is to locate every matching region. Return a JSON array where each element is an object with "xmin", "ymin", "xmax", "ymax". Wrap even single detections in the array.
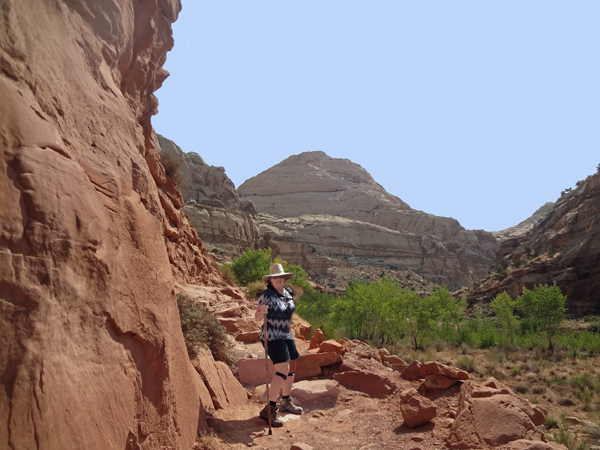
[{"xmin": 207, "ymin": 382, "xmax": 461, "ymax": 450}]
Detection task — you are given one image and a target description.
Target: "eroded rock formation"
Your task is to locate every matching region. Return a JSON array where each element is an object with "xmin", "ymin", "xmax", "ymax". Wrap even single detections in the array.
[
  {"xmin": 492, "ymin": 202, "xmax": 555, "ymax": 242},
  {"xmin": 238, "ymin": 151, "xmax": 498, "ymax": 290},
  {"xmin": 155, "ymin": 134, "xmax": 262, "ymax": 258},
  {"xmin": 465, "ymin": 172, "xmax": 600, "ymax": 314},
  {"xmin": 0, "ymin": 1, "xmax": 218, "ymax": 448}
]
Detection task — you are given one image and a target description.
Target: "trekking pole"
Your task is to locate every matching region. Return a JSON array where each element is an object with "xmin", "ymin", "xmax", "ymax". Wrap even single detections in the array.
[{"xmin": 263, "ymin": 315, "xmax": 272, "ymax": 435}]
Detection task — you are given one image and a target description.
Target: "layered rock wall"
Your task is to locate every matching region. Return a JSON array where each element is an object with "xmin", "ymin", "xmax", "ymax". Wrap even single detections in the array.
[
  {"xmin": 0, "ymin": 1, "xmax": 216, "ymax": 448},
  {"xmin": 239, "ymin": 151, "xmax": 498, "ymax": 290},
  {"xmin": 469, "ymin": 172, "xmax": 600, "ymax": 314},
  {"xmin": 155, "ymin": 134, "xmax": 262, "ymax": 256}
]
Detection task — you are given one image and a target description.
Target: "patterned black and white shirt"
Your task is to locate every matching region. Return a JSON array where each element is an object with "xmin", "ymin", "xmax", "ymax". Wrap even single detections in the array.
[{"xmin": 258, "ymin": 285, "xmax": 295, "ymax": 341}]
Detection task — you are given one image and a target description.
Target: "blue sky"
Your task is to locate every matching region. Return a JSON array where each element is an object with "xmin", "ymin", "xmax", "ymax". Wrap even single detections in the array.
[{"xmin": 153, "ymin": 1, "xmax": 599, "ymax": 232}]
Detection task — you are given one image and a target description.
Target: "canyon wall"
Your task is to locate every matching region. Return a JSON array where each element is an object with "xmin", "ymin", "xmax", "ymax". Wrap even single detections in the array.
[
  {"xmin": 155, "ymin": 134, "xmax": 262, "ymax": 257},
  {"xmin": 0, "ymin": 1, "xmax": 217, "ymax": 449},
  {"xmin": 468, "ymin": 172, "xmax": 600, "ymax": 314},
  {"xmin": 239, "ymin": 151, "xmax": 498, "ymax": 290}
]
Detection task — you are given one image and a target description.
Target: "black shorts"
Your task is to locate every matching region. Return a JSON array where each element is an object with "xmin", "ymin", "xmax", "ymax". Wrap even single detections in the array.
[{"xmin": 262, "ymin": 338, "xmax": 300, "ymax": 365}]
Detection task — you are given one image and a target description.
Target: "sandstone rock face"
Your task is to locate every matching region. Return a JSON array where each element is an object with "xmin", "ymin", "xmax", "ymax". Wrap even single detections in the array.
[
  {"xmin": 155, "ymin": 134, "xmax": 262, "ymax": 257},
  {"xmin": 0, "ymin": 1, "xmax": 218, "ymax": 448},
  {"xmin": 492, "ymin": 202, "xmax": 555, "ymax": 241},
  {"xmin": 467, "ymin": 173, "xmax": 600, "ymax": 314},
  {"xmin": 239, "ymin": 152, "xmax": 498, "ymax": 290},
  {"xmin": 447, "ymin": 378, "xmax": 547, "ymax": 449},
  {"xmin": 192, "ymin": 347, "xmax": 248, "ymax": 410}
]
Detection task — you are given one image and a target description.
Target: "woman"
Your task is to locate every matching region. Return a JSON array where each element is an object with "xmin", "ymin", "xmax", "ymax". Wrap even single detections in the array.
[{"xmin": 255, "ymin": 263, "xmax": 303, "ymax": 427}]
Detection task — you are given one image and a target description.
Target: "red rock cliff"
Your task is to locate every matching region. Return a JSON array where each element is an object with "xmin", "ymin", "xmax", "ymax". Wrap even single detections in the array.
[
  {"xmin": 0, "ymin": 1, "xmax": 217, "ymax": 448},
  {"xmin": 467, "ymin": 172, "xmax": 600, "ymax": 314}
]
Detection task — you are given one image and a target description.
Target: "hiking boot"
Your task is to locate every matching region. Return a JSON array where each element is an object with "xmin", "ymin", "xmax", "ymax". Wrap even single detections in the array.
[
  {"xmin": 259, "ymin": 403, "xmax": 283, "ymax": 427},
  {"xmin": 280, "ymin": 397, "xmax": 303, "ymax": 415}
]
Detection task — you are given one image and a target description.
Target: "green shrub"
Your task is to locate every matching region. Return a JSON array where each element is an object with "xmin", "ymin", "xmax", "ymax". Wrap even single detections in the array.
[
  {"xmin": 456, "ymin": 356, "xmax": 476, "ymax": 373},
  {"xmin": 285, "ymin": 264, "xmax": 313, "ymax": 291},
  {"xmin": 557, "ymin": 397, "xmax": 575, "ymax": 407},
  {"xmin": 177, "ymin": 293, "xmax": 233, "ymax": 364},
  {"xmin": 297, "ymin": 289, "xmax": 338, "ymax": 338},
  {"xmin": 230, "ymin": 248, "xmax": 272, "ymax": 286},
  {"xmin": 511, "ymin": 365, "xmax": 521, "ymax": 376},
  {"xmin": 552, "ymin": 426, "xmax": 587, "ymax": 450},
  {"xmin": 514, "ymin": 383, "xmax": 529, "ymax": 394},
  {"xmin": 532, "ymin": 385, "xmax": 547, "ymax": 395},
  {"xmin": 545, "ymin": 415, "xmax": 559, "ymax": 429}
]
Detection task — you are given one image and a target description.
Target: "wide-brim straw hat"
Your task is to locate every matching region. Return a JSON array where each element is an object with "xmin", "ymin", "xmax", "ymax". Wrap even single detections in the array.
[{"xmin": 262, "ymin": 263, "xmax": 293, "ymax": 282}]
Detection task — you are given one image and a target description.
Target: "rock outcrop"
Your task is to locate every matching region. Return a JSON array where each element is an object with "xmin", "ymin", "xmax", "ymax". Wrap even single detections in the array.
[
  {"xmin": 492, "ymin": 202, "xmax": 555, "ymax": 242},
  {"xmin": 155, "ymin": 134, "xmax": 262, "ymax": 258},
  {"xmin": 0, "ymin": 1, "xmax": 218, "ymax": 448},
  {"xmin": 465, "ymin": 172, "xmax": 600, "ymax": 314},
  {"xmin": 447, "ymin": 378, "xmax": 547, "ymax": 449},
  {"xmin": 239, "ymin": 151, "xmax": 498, "ymax": 290}
]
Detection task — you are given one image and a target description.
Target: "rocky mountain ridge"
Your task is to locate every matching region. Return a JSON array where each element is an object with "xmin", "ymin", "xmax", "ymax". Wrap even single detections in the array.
[
  {"xmin": 155, "ymin": 134, "xmax": 262, "ymax": 258},
  {"xmin": 492, "ymin": 202, "xmax": 555, "ymax": 242},
  {"xmin": 238, "ymin": 151, "xmax": 498, "ymax": 290},
  {"xmin": 465, "ymin": 172, "xmax": 600, "ymax": 314}
]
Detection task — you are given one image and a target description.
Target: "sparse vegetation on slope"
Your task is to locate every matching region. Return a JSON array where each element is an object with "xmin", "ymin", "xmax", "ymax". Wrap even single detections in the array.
[{"xmin": 177, "ymin": 293, "xmax": 234, "ymax": 364}]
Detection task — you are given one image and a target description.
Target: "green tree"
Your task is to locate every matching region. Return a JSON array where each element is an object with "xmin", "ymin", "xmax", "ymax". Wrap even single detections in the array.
[
  {"xmin": 404, "ymin": 285, "xmax": 465, "ymax": 350},
  {"xmin": 331, "ymin": 276, "xmax": 400, "ymax": 342},
  {"xmin": 491, "ymin": 291, "xmax": 519, "ymax": 345},
  {"xmin": 228, "ymin": 248, "xmax": 272, "ymax": 286},
  {"xmin": 284, "ymin": 264, "xmax": 313, "ymax": 291},
  {"xmin": 296, "ymin": 290, "xmax": 337, "ymax": 338},
  {"xmin": 517, "ymin": 284, "xmax": 567, "ymax": 351}
]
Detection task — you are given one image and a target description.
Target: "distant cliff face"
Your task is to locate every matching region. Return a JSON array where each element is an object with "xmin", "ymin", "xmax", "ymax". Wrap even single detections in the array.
[
  {"xmin": 468, "ymin": 173, "xmax": 600, "ymax": 314},
  {"xmin": 238, "ymin": 151, "xmax": 498, "ymax": 290},
  {"xmin": 492, "ymin": 202, "xmax": 555, "ymax": 242},
  {"xmin": 155, "ymin": 134, "xmax": 262, "ymax": 256},
  {"xmin": 0, "ymin": 1, "xmax": 215, "ymax": 448}
]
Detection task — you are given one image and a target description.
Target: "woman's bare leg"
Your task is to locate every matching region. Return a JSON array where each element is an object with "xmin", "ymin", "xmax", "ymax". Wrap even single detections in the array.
[
  {"xmin": 269, "ymin": 361, "xmax": 290, "ymax": 402},
  {"xmin": 282, "ymin": 359, "xmax": 297, "ymax": 396}
]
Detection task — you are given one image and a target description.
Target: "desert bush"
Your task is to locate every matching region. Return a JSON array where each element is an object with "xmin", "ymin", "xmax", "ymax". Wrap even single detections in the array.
[
  {"xmin": 532, "ymin": 385, "xmax": 547, "ymax": 395},
  {"xmin": 557, "ymin": 397, "xmax": 575, "ymax": 407},
  {"xmin": 219, "ymin": 264, "xmax": 237, "ymax": 285},
  {"xmin": 569, "ymin": 372, "xmax": 599, "ymax": 394},
  {"xmin": 552, "ymin": 426, "xmax": 588, "ymax": 450},
  {"xmin": 511, "ymin": 365, "xmax": 521, "ymax": 376},
  {"xmin": 159, "ymin": 151, "xmax": 183, "ymax": 184},
  {"xmin": 484, "ymin": 368, "xmax": 505, "ymax": 380},
  {"xmin": 514, "ymin": 383, "xmax": 529, "ymax": 394},
  {"xmin": 193, "ymin": 431, "xmax": 219, "ymax": 450},
  {"xmin": 456, "ymin": 356, "xmax": 476, "ymax": 373},
  {"xmin": 545, "ymin": 415, "xmax": 559, "ymax": 429},
  {"xmin": 247, "ymin": 280, "xmax": 266, "ymax": 298},
  {"xmin": 177, "ymin": 293, "xmax": 233, "ymax": 364}
]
